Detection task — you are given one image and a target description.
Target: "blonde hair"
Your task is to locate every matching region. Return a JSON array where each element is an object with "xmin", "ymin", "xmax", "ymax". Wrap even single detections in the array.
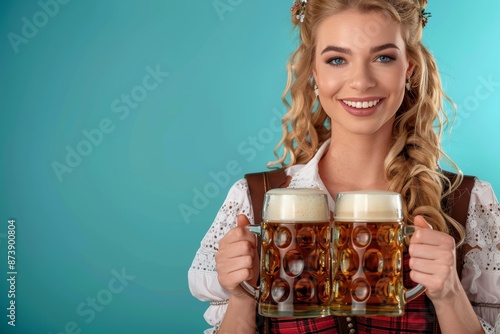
[{"xmin": 269, "ymin": 0, "xmax": 464, "ymax": 243}]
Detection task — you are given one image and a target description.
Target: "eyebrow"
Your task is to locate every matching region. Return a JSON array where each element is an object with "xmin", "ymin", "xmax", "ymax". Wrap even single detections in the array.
[{"xmin": 320, "ymin": 43, "xmax": 400, "ymax": 55}]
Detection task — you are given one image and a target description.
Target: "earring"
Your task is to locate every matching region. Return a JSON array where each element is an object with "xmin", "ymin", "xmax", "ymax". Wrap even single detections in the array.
[
  {"xmin": 314, "ymin": 84, "xmax": 319, "ymax": 96},
  {"xmin": 405, "ymin": 79, "xmax": 411, "ymax": 91}
]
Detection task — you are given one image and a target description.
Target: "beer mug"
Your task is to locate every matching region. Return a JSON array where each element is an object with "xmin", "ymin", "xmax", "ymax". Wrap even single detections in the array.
[
  {"xmin": 242, "ymin": 188, "xmax": 332, "ymax": 318},
  {"xmin": 330, "ymin": 191, "xmax": 426, "ymax": 316}
]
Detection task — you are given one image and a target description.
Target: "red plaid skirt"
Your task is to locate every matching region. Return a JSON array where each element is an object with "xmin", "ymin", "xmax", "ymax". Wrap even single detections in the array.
[{"xmin": 267, "ymin": 252, "xmax": 437, "ymax": 333}]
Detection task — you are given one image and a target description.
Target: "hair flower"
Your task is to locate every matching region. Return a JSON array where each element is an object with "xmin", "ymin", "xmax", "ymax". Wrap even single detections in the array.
[
  {"xmin": 291, "ymin": 0, "xmax": 307, "ymax": 23},
  {"xmin": 421, "ymin": 8, "xmax": 431, "ymax": 28}
]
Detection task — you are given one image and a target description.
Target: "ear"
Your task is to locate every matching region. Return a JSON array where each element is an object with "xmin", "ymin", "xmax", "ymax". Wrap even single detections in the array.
[
  {"xmin": 406, "ymin": 61, "xmax": 415, "ymax": 79},
  {"xmin": 312, "ymin": 57, "xmax": 320, "ymax": 82}
]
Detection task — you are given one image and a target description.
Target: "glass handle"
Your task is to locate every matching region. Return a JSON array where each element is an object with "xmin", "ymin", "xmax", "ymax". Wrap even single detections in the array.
[
  {"xmin": 240, "ymin": 225, "xmax": 262, "ymax": 300},
  {"xmin": 402, "ymin": 224, "xmax": 427, "ymax": 302},
  {"xmin": 246, "ymin": 225, "xmax": 261, "ymax": 235}
]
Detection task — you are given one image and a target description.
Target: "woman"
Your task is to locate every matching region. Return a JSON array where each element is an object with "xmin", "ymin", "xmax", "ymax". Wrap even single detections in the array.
[{"xmin": 188, "ymin": 0, "xmax": 500, "ymax": 333}]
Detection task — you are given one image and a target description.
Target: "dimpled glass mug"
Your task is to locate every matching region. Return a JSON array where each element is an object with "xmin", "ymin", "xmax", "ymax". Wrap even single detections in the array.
[
  {"xmin": 242, "ymin": 188, "xmax": 333, "ymax": 318},
  {"xmin": 330, "ymin": 191, "xmax": 426, "ymax": 316}
]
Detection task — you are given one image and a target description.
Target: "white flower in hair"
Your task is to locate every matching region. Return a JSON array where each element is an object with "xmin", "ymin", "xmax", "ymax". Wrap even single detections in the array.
[{"xmin": 290, "ymin": 0, "xmax": 307, "ymax": 23}]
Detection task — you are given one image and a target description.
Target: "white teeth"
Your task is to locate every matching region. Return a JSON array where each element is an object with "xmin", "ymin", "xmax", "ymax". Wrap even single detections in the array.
[{"xmin": 342, "ymin": 99, "xmax": 380, "ymax": 109}]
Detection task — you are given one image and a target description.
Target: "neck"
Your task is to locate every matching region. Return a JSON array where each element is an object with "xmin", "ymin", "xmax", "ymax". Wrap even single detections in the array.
[{"xmin": 319, "ymin": 129, "xmax": 392, "ymax": 197}]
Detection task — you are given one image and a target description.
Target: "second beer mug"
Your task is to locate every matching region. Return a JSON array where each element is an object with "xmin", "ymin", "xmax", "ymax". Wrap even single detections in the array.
[
  {"xmin": 242, "ymin": 188, "xmax": 332, "ymax": 318},
  {"xmin": 330, "ymin": 191, "xmax": 426, "ymax": 316}
]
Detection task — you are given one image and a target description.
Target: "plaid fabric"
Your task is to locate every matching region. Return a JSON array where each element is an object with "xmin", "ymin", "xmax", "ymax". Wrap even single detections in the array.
[
  {"xmin": 268, "ymin": 252, "xmax": 436, "ymax": 333},
  {"xmin": 269, "ymin": 316, "xmax": 338, "ymax": 333}
]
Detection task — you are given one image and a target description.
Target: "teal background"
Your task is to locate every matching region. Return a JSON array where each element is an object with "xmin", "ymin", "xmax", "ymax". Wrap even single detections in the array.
[{"xmin": 0, "ymin": 1, "xmax": 498, "ymax": 333}]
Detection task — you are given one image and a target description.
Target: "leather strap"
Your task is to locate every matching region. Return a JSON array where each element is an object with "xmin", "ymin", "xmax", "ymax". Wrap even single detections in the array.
[
  {"xmin": 444, "ymin": 173, "xmax": 476, "ymax": 277},
  {"xmin": 245, "ymin": 169, "xmax": 288, "ymax": 334},
  {"xmin": 434, "ymin": 172, "xmax": 476, "ymax": 334},
  {"xmin": 245, "ymin": 169, "xmax": 288, "ymax": 226}
]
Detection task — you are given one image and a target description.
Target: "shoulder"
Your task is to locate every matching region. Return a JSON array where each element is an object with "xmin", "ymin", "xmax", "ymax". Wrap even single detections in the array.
[
  {"xmin": 467, "ymin": 178, "xmax": 499, "ymax": 227},
  {"xmin": 226, "ymin": 177, "xmax": 249, "ymax": 199},
  {"xmin": 470, "ymin": 178, "xmax": 499, "ymax": 205},
  {"xmin": 216, "ymin": 178, "xmax": 252, "ymax": 221},
  {"xmin": 465, "ymin": 178, "xmax": 499, "ymax": 247}
]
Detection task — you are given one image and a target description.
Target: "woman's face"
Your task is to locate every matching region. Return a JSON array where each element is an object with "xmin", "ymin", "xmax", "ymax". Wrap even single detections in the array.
[{"xmin": 313, "ymin": 10, "xmax": 413, "ymax": 138}]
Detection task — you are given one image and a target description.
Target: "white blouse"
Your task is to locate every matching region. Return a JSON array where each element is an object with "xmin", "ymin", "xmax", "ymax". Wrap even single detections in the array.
[{"xmin": 188, "ymin": 141, "xmax": 500, "ymax": 334}]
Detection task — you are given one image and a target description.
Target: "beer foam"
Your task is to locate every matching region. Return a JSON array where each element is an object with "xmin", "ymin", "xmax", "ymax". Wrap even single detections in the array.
[
  {"xmin": 262, "ymin": 188, "xmax": 330, "ymax": 222},
  {"xmin": 334, "ymin": 191, "xmax": 402, "ymax": 222}
]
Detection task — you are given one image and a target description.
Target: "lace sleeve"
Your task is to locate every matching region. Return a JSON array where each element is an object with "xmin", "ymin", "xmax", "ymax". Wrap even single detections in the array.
[
  {"xmin": 460, "ymin": 179, "xmax": 500, "ymax": 332},
  {"xmin": 188, "ymin": 178, "xmax": 253, "ymax": 332}
]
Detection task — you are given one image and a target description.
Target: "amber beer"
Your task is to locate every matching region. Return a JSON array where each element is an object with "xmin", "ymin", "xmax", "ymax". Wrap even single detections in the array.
[
  {"xmin": 331, "ymin": 191, "xmax": 425, "ymax": 316},
  {"xmin": 243, "ymin": 188, "xmax": 332, "ymax": 318}
]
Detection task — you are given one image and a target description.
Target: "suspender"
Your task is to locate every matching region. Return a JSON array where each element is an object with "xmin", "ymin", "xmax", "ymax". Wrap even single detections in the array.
[
  {"xmin": 245, "ymin": 169, "xmax": 288, "ymax": 227},
  {"xmin": 246, "ymin": 169, "xmax": 288, "ymax": 334}
]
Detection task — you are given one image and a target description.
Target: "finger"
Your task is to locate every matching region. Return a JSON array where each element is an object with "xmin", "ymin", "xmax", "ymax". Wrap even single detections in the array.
[
  {"xmin": 410, "ymin": 216, "xmax": 452, "ymax": 247},
  {"xmin": 410, "ymin": 247, "xmax": 455, "ymax": 273},
  {"xmin": 409, "ymin": 270, "xmax": 447, "ymax": 292},
  {"xmin": 409, "ymin": 242, "xmax": 455, "ymax": 262},
  {"xmin": 220, "ymin": 218, "xmax": 256, "ymax": 246},
  {"xmin": 237, "ymin": 214, "xmax": 251, "ymax": 227},
  {"xmin": 219, "ymin": 240, "xmax": 257, "ymax": 260},
  {"xmin": 407, "ymin": 216, "xmax": 431, "ymax": 244},
  {"xmin": 413, "ymin": 215, "xmax": 433, "ymax": 229},
  {"xmin": 410, "ymin": 228, "xmax": 456, "ymax": 248},
  {"xmin": 216, "ymin": 240, "xmax": 258, "ymax": 284},
  {"xmin": 236, "ymin": 215, "xmax": 260, "ymax": 285},
  {"xmin": 218, "ymin": 267, "xmax": 255, "ymax": 290},
  {"xmin": 217, "ymin": 251, "xmax": 256, "ymax": 273}
]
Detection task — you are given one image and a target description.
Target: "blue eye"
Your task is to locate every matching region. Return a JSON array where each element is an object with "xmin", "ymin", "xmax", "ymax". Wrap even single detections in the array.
[
  {"xmin": 377, "ymin": 55, "xmax": 395, "ymax": 63},
  {"xmin": 328, "ymin": 57, "xmax": 345, "ymax": 66}
]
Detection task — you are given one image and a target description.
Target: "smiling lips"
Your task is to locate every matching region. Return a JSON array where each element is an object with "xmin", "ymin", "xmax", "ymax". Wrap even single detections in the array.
[
  {"xmin": 342, "ymin": 99, "xmax": 381, "ymax": 109},
  {"xmin": 339, "ymin": 98, "xmax": 384, "ymax": 117}
]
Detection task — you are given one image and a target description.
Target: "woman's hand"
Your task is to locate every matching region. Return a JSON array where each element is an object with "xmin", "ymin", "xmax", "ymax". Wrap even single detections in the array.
[
  {"xmin": 408, "ymin": 215, "xmax": 462, "ymax": 303},
  {"xmin": 215, "ymin": 215, "xmax": 259, "ymax": 299}
]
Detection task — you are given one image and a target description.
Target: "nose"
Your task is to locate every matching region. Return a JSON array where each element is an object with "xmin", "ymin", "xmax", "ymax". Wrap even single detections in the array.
[{"xmin": 348, "ymin": 64, "xmax": 376, "ymax": 92}]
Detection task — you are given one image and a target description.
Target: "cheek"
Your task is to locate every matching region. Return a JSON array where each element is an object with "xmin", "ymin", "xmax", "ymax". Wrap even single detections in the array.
[
  {"xmin": 314, "ymin": 61, "xmax": 343, "ymax": 94},
  {"xmin": 391, "ymin": 64, "xmax": 408, "ymax": 88},
  {"xmin": 379, "ymin": 69, "xmax": 406, "ymax": 100},
  {"xmin": 317, "ymin": 73, "xmax": 343, "ymax": 95}
]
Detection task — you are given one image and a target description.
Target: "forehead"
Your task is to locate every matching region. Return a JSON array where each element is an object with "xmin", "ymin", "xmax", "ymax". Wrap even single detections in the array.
[{"xmin": 315, "ymin": 10, "xmax": 405, "ymax": 51}]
